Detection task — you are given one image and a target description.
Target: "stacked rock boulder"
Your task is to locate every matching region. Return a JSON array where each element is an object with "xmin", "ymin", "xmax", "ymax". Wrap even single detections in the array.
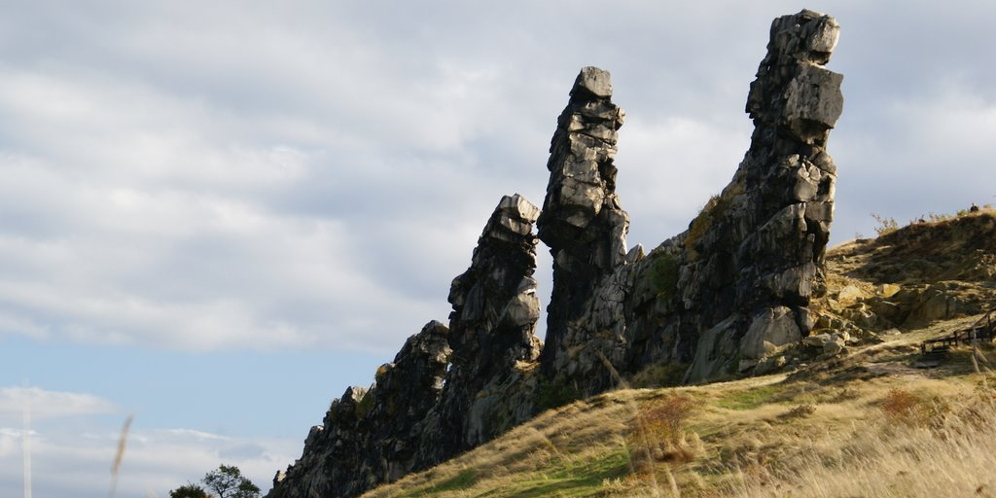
[
  {"xmin": 265, "ymin": 10, "xmax": 844, "ymax": 498},
  {"xmin": 682, "ymin": 9, "xmax": 842, "ymax": 380},
  {"xmin": 536, "ymin": 66, "xmax": 630, "ymax": 377}
]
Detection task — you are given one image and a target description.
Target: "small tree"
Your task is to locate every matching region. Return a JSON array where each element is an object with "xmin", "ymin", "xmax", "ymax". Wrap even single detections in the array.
[
  {"xmin": 170, "ymin": 465, "xmax": 260, "ymax": 498},
  {"xmin": 169, "ymin": 483, "xmax": 209, "ymax": 498},
  {"xmin": 203, "ymin": 464, "xmax": 260, "ymax": 498}
]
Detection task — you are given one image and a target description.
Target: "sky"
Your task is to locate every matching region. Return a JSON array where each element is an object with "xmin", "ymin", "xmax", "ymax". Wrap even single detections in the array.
[{"xmin": 1, "ymin": 1, "xmax": 995, "ymax": 496}]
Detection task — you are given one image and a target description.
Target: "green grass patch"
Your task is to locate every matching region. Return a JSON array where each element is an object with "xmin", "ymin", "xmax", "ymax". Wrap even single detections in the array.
[
  {"xmin": 392, "ymin": 468, "xmax": 479, "ymax": 497},
  {"xmin": 490, "ymin": 450, "xmax": 632, "ymax": 497},
  {"xmin": 425, "ymin": 469, "xmax": 478, "ymax": 493},
  {"xmin": 715, "ymin": 384, "xmax": 787, "ymax": 410}
]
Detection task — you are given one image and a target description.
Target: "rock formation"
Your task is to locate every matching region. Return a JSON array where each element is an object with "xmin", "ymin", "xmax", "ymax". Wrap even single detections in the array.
[
  {"xmin": 266, "ymin": 10, "xmax": 844, "ymax": 498},
  {"xmin": 267, "ymin": 320, "xmax": 451, "ymax": 498},
  {"xmin": 681, "ymin": 9, "xmax": 842, "ymax": 380},
  {"xmin": 266, "ymin": 195, "xmax": 543, "ymax": 498},
  {"xmin": 415, "ymin": 193, "xmax": 543, "ymax": 465},
  {"xmin": 537, "ymin": 9, "xmax": 843, "ymax": 392},
  {"xmin": 537, "ymin": 66, "xmax": 629, "ymax": 376}
]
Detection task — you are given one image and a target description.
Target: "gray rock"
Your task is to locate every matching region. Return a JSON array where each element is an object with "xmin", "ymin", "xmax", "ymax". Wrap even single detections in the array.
[
  {"xmin": 266, "ymin": 10, "xmax": 845, "ymax": 497},
  {"xmin": 803, "ymin": 333, "xmax": 832, "ymax": 348},
  {"xmin": 537, "ymin": 66, "xmax": 629, "ymax": 376},
  {"xmin": 741, "ymin": 307, "xmax": 803, "ymax": 359},
  {"xmin": 266, "ymin": 321, "xmax": 451, "ymax": 498},
  {"xmin": 419, "ymin": 194, "xmax": 543, "ymax": 466},
  {"xmin": 823, "ymin": 334, "xmax": 846, "ymax": 355}
]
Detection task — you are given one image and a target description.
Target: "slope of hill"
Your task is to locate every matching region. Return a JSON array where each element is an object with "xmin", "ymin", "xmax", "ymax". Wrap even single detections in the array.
[{"xmin": 360, "ymin": 211, "xmax": 996, "ymax": 498}]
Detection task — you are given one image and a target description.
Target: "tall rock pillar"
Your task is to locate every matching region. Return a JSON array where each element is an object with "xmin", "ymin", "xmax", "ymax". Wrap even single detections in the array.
[
  {"xmin": 537, "ymin": 67, "xmax": 629, "ymax": 375},
  {"xmin": 414, "ymin": 194, "xmax": 543, "ymax": 466},
  {"xmin": 685, "ymin": 9, "xmax": 843, "ymax": 380}
]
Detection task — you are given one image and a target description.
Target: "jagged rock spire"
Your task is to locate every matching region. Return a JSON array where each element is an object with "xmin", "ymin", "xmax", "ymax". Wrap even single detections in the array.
[
  {"xmin": 537, "ymin": 66, "xmax": 630, "ymax": 375},
  {"xmin": 416, "ymin": 193, "xmax": 543, "ymax": 464},
  {"xmin": 684, "ymin": 9, "xmax": 843, "ymax": 380},
  {"xmin": 446, "ymin": 193, "xmax": 542, "ymax": 373}
]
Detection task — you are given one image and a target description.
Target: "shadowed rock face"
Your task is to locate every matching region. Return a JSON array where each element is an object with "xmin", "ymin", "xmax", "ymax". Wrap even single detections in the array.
[
  {"xmin": 682, "ymin": 9, "xmax": 842, "ymax": 381},
  {"xmin": 266, "ymin": 10, "xmax": 843, "ymax": 498},
  {"xmin": 537, "ymin": 66, "xmax": 629, "ymax": 376},
  {"xmin": 415, "ymin": 193, "xmax": 543, "ymax": 466},
  {"xmin": 266, "ymin": 320, "xmax": 451, "ymax": 498},
  {"xmin": 266, "ymin": 195, "xmax": 542, "ymax": 498}
]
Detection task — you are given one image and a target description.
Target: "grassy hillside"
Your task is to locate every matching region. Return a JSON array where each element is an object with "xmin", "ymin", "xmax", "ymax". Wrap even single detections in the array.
[{"xmin": 361, "ymin": 211, "xmax": 996, "ymax": 498}]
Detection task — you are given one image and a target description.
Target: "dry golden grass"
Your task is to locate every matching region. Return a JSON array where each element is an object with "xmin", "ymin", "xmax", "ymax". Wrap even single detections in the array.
[{"xmin": 359, "ymin": 313, "xmax": 996, "ymax": 498}]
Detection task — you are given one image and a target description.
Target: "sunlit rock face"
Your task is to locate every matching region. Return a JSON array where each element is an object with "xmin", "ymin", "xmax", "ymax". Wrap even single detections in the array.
[
  {"xmin": 266, "ymin": 195, "xmax": 544, "ymax": 498},
  {"xmin": 266, "ymin": 320, "xmax": 451, "ymax": 498}
]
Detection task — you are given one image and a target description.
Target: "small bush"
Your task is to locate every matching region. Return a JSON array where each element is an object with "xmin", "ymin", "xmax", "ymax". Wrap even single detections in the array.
[
  {"xmin": 647, "ymin": 253, "xmax": 681, "ymax": 300},
  {"xmin": 630, "ymin": 362, "xmax": 689, "ymax": 389},
  {"xmin": 535, "ymin": 377, "xmax": 582, "ymax": 412},
  {"xmin": 871, "ymin": 213, "xmax": 899, "ymax": 236},
  {"xmin": 631, "ymin": 394, "xmax": 702, "ymax": 464},
  {"xmin": 685, "ymin": 196, "xmax": 719, "ymax": 258}
]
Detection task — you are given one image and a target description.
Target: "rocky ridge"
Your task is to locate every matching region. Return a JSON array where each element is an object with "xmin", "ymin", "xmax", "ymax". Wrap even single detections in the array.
[{"xmin": 266, "ymin": 10, "xmax": 849, "ymax": 498}]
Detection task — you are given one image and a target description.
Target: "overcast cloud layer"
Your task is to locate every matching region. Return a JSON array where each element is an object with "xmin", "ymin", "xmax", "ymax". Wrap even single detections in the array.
[{"xmin": 2, "ymin": 1, "xmax": 995, "ymax": 496}]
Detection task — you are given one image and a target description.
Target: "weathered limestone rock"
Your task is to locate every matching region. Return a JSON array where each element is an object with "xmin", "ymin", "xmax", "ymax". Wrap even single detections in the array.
[
  {"xmin": 416, "ymin": 194, "xmax": 543, "ymax": 465},
  {"xmin": 680, "ymin": 9, "xmax": 842, "ymax": 381},
  {"xmin": 266, "ymin": 320, "xmax": 450, "ymax": 498},
  {"xmin": 537, "ymin": 66, "xmax": 629, "ymax": 375},
  {"xmin": 542, "ymin": 10, "xmax": 843, "ymax": 390}
]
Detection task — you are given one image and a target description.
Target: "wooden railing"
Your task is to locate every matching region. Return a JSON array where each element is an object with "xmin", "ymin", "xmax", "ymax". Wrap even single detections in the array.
[{"xmin": 920, "ymin": 305, "xmax": 996, "ymax": 357}]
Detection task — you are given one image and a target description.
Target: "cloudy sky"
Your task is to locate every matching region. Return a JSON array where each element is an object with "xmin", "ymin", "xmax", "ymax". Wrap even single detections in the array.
[{"xmin": 1, "ymin": 1, "xmax": 994, "ymax": 496}]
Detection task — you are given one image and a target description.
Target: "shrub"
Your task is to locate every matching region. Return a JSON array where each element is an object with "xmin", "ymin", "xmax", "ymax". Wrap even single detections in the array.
[
  {"xmin": 648, "ymin": 253, "xmax": 681, "ymax": 300},
  {"xmin": 780, "ymin": 403, "xmax": 817, "ymax": 419},
  {"xmin": 630, "ymin": 362, "xmax": 689, "ymax": 389},
  {"xmin": 685, "ymin": 196, "xmax": 719, "ymax": 258},
  {"xmin": 631, "ymin": 394, "xmax": 702, "ymax": 464},
  {"xmin": 535, "ymin": 376, "xmax": 582, "ymax": 412},
  {"xmin": 871, "ymin": 213, "xmax": 899, "ymax": 236}
]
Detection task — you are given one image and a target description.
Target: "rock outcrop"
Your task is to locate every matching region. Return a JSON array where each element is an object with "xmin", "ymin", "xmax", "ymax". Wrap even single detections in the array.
[
  {"xmin": 681, "ymin": 9, "xmax": 842, "ymax": 380},
  {"xmin": 537, "ymin": 66, "xmax": 629, "ymax": 376},
  {"xmin": 267, "ymin": 320, "xmax": 451, "ymax": 498},
  {"xmin": 415, "ymin": 193, "xmax": 543, "ymax": 465},
  {"xmin": 266, "ymin": 195, "xmax": 543, "ymax": 498},
  {"xmin": 266, "ymin": 10, "xmax": 844, "ymax": 498},
  {"xmin": 539, "ymin": 9, "xmax": 843, "ymax": 391}
]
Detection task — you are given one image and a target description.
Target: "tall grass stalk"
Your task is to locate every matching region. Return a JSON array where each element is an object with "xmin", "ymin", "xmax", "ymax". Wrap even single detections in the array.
[{"xmin": 109, "ymin": 415, "xmax": 134, "ymax": 498}]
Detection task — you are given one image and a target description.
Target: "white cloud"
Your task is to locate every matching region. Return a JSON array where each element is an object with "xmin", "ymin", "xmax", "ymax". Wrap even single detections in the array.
[
  {"xmin": 615, "ymin": 115, "xmax": 753, "ymax": 249},
  {"xmin": 0, "ymin": 387, "xmax": 117, "ymax": 421}
]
